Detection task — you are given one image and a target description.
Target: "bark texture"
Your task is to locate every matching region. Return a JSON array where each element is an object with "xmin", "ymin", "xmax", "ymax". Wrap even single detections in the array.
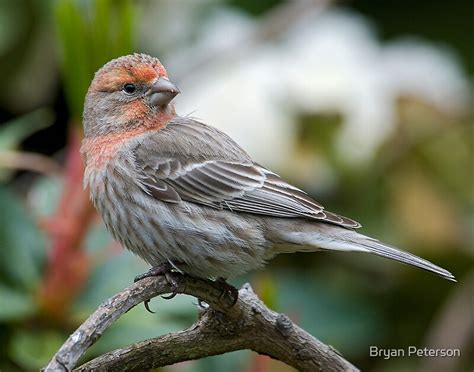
[{"xmin": 44, "ymin": 273, "xmax": 358, "ymax": 371}]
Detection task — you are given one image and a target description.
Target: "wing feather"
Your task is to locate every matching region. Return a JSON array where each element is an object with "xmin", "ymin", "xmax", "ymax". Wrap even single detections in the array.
[{"xmin": 133, "ymin": 118, "xmax": 361, "ymax": 229}]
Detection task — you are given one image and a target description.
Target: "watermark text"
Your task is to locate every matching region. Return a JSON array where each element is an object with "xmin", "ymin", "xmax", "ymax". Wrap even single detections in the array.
[{"xmin": 369, "ymin": 346, "xmax": 460, "ymax": 360}]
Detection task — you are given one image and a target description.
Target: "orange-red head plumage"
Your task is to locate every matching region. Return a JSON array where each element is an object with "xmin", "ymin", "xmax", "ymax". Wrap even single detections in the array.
[
  {"xmin": 90, "ymin": 53, "xmax": 167, "ymax": 93},
  {"xmin": 83, "ymin": 54, "xmax": 178, "ymax": 140}
]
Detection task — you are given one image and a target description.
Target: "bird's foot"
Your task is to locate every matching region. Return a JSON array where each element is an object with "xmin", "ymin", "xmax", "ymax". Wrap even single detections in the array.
[
  {"xmin": 134, "ymin": 262, "xmax": 175, "ymax": 282},
  {"xmin": 134, "ymin": 262, "xmax": 183, "ymax": 313},
  {"xmin": 215, "ymin": 277, "xmax": 239, "ymax": 307}
]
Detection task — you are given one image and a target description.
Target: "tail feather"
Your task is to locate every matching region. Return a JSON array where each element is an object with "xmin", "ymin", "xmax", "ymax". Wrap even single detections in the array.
[
  {"xmin": 346, "ymin": 235, "xmax": 456, "ymax": 282},
  {"xmin": 277, "ymin": 225, "xmax": 456, "ymax": 281}
]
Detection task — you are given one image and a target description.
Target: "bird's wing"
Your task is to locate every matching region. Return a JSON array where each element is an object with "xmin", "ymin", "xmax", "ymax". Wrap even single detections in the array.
[{"xmin": 132, "ymin": 117, "xmax": 360, "ymax": 229}]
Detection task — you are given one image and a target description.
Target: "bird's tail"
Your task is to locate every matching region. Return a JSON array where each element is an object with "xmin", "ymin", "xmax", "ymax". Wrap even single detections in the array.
[{"xmin": 275, "ymin": 223, "xmax": 456, "ymax": 281}]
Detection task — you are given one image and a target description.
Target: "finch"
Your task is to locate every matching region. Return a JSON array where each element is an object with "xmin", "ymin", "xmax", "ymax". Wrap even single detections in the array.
[{"xmin": 81, "ymin": 53, "xmax": 455, "ymax": 284}]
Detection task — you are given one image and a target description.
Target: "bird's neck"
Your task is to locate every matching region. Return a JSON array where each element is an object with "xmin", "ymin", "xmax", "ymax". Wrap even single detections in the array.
[
  {"xmin": 146, "ymin": 103, "xmax": 177, "ymax": 130},
  {"xmin": 81, "ymin": 104, "xmax": 177, "ymax": 171}
]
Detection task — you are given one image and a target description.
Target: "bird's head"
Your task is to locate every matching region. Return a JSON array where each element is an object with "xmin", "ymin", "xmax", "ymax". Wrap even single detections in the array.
[{"xmin": 83, "ymin": 54, "xmax": 180, "ymax": 138}]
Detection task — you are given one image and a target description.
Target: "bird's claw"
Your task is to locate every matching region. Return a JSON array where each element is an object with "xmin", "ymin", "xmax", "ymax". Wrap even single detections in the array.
[
  {"xmin": 161, "ymin": 292, "xmax": 177, "ymax": 300},
  {"xmin": 134, "ymin": 268, "xmax": 237, "ymax": 312},
  {"xmin": 134, "ymin": 262, "xmax": 182, "ymax": 313},
  {"xmin": 143, "ymin": 299, "xmax": 155, "ymax": 313},
  {"xmin": 134, "ymin": 262, "xmax": 173, "ymax": 283},
  {"xmin": 160, "ymin": 271, "xmax": 179, "ymax": 300}
]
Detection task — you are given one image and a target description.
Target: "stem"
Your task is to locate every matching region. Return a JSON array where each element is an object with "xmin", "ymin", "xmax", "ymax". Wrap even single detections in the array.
[{"xmin": 38, "ymin": 125, "xmax": 96, "ymax": 321}]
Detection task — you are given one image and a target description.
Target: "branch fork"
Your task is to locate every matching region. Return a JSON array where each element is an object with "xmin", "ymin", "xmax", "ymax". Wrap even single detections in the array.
[{"xmin": 44, "ymin": 273, "xmax": 358, "ymax": 371}]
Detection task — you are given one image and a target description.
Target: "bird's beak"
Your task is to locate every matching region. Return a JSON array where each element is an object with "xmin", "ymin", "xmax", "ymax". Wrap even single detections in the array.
[{"xmin": 147, "ymin": 77, "xmax": 180, "ymax": 107}]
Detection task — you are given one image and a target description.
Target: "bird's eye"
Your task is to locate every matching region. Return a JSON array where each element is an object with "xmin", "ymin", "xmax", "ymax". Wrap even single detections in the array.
[{"xmin": 122, "ymin": 83, "xmax": 137, "ymax": 94}]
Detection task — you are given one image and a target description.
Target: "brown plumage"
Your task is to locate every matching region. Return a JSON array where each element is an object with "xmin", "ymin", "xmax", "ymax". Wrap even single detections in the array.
[{"xmin": 81, "ymin": 54, "xmax": 455, "ymax": 282}]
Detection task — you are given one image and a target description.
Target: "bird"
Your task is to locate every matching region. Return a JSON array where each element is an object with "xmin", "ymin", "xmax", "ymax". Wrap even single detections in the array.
[{"xmin": 81, "ymin": 53, "xmax": 455, "ymax": 298}]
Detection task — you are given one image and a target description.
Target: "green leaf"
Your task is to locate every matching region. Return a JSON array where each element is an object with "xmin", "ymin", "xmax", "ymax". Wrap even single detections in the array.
[
  {"xmin": 9, "ymin": 329, "xmax": 64, "ymax": 370},
  {"xmin": 55, "ymin": 0, "xmax": 90, "ymax": 118},
  {"xmin": 196, "ymin": 350, "xmax": 251, "ymax": 372},
  {"xmin": 83, "ymin": 223, "xmax": 113, "ymax": 255},
  {"xmin": 0, "ymin": 108, "xmax": 54, "ymax": 151},
  {"xmin": 27, "ymin": 176, "xmax": 63, "ymax": 218},
  {"xmin": 0, "ymin": 186, "xmax": 45, "ymax": 290},
  {"xmin": 0, "ymin": 285, "xmax": 35, "ymax": 321},
  {"xmin": 55, "ymin": 0, "xmax": 135, "ymax": 120},
  {"xmin": 274, "ymin": 269, "xmax": 385, "ymax": 357},
  {"xmin": 73, "ymin": 251, "xmax": 147, "ymax": 313}
]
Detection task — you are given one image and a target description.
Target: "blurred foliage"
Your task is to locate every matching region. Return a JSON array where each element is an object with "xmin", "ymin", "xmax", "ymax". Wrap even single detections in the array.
[
  {"xmin": 0, "ymin": 109, "xmax": 54, "ymax": 180},
  {"xmin": 0, "ymin": 109, "xmax": 53, "ymax": 153},
  {"xmin": 0, "ymin": 0, "xmax": 472, "ymax": 371},
  {"xmin": 0, "ymin": 186, "xmax": 45, "ymax": 292},
  {"xmin": 55, "ymin": 0, "xmax": 134, "ymax": 120}
]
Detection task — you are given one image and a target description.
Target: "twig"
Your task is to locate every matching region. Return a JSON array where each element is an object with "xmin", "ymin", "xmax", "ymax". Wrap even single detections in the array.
[
  {"xmin": 39, "ymin": 127, "xmax": 95, "ymax": 321},
  {"xmin": 0, "ymin": 151, "xmax": 62, "ymax": 176},
  {"xmin": 44, "ymin": 274, "xmax": 358, "ymax": 371}
]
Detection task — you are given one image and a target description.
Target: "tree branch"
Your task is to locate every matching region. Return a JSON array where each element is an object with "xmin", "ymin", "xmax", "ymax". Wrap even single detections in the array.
[{"xmin": 44, "ymin": 274, "xmax": 358, "ymax": 371}]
